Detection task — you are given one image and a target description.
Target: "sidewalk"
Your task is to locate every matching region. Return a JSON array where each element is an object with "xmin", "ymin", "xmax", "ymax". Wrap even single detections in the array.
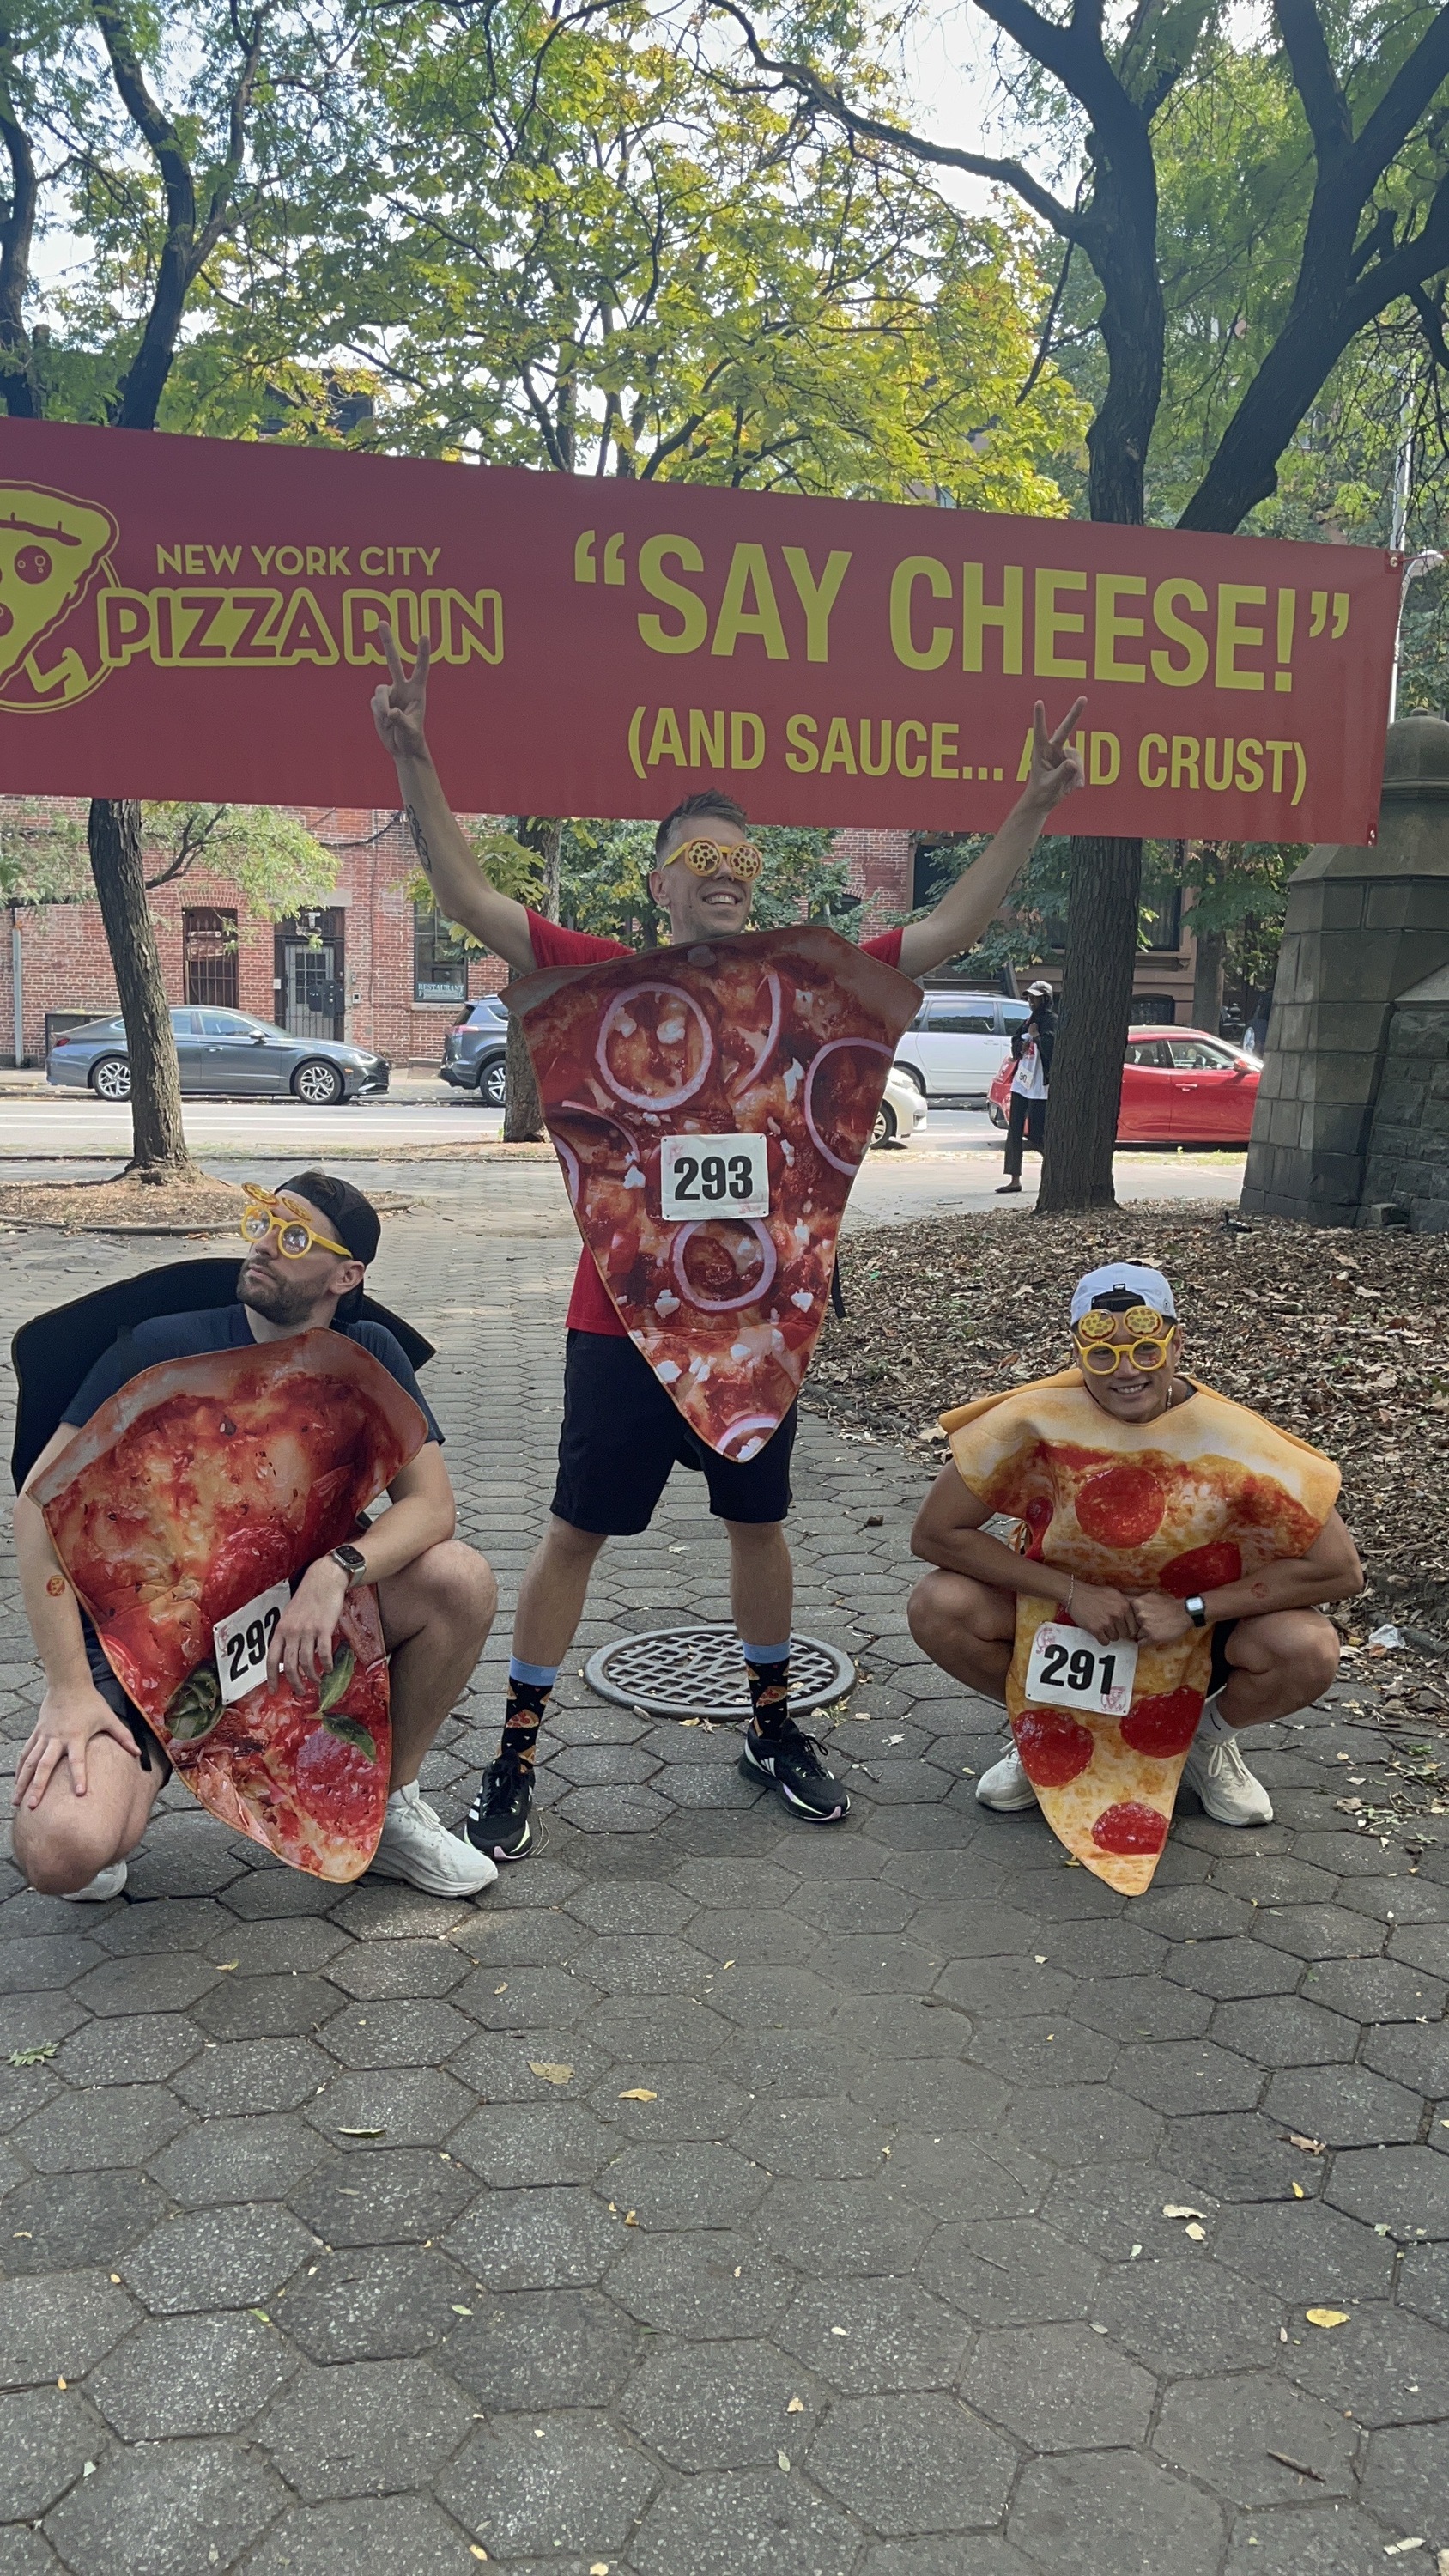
[{"xmin": 0, "ymin": 1169, "xmax": 1443, "ymax": 2575}]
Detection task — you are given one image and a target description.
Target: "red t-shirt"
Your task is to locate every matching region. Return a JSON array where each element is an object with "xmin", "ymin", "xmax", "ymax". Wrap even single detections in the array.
[{"xmin": 523, "ymin": 910, "xmax": 906, "ymax": 1335}]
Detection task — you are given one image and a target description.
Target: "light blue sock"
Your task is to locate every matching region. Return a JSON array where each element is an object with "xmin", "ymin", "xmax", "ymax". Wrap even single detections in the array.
[
  {"xmin": 739, "ymin": 1639, "xmax": 791, "ymax": 1665},
  {"xmin": 509, "ymin": 1656, "xmax": 561, "ymax": 1689}
]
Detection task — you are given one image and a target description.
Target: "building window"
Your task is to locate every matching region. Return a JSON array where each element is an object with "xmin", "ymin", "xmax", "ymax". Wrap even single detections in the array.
[
  {"xmin": 183, "ymin": 908, "xmax": 239, "ymax": 1008},
  {"xmin": 1139, "ymin": 889, "xmax": 1182, "ymax": 951},
  {"xmin": 413, "ymin": 904, "xmax": 469, "ymax": 1003}
]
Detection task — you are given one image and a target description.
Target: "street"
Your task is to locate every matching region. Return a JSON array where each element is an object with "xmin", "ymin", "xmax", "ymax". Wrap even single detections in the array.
[{"xmin": 0, "ymin": 1084, "xmax": 1250, "ymax": 1224}]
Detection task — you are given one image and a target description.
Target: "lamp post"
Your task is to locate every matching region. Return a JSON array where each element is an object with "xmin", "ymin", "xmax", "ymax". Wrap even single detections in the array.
[{"xmin": 1389, "ymin": 550, "xmax": 1445, "ymax": 726}]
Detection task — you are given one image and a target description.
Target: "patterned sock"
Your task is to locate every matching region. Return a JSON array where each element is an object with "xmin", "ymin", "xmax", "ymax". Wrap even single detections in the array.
[
  {"xmin": 501, "ymin": 1656, "xmax": 559, "ymax": 1771},
  {"xmin": 741, "ymin": 1639, "xmax": 792, "ymax": 1740}
]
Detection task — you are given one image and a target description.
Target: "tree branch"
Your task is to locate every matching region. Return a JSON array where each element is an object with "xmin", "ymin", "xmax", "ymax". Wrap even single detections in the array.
[
  {"xmin": 1273, "ymin": 0, "xmax": 1351, "ymax": 170},
  {"xmin": 704, "ymin": 0, "xmax": 1086, "ymax": 239}
]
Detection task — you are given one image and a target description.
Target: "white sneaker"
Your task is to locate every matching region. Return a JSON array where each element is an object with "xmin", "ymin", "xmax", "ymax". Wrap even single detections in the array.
[
  {"xmin": 1179, "ymin": 1697, "xmax": 1273, "ymax": 1827},
  {"xmin": 975, "ymin": 1745, "xmax": 1040, "ymax": 1812},
  {"xmin": 369, "ymin": 1782, "xmax": 498, "ymax": 1897},
  {"xmin": 60, "ymin": 1860, "xmax": 128, "ymax": 1903}
]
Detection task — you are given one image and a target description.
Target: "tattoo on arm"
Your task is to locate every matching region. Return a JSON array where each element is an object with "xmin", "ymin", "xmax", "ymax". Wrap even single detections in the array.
[{"xmin": 404, "ymin": 804, "xmax": 433, "ymax": 880}]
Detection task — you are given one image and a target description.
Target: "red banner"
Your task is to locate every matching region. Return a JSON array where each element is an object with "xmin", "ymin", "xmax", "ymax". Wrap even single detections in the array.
[{"xmin": 0, "ymin": 417, "xmax": 1400, "ymax": 840}]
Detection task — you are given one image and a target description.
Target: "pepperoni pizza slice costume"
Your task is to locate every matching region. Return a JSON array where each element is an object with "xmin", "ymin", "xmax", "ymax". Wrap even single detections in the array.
[
  {"xmin": 942, "ymin": 1370, "xmax": 1341, "ymax": 1894},
  {"xmin": 507, "ymin": 925, "xmax": 920, "ymax": 1458},
  {"xmin": 29, "ymin": 1333, "xmax": 428, "ymax": 1881}
]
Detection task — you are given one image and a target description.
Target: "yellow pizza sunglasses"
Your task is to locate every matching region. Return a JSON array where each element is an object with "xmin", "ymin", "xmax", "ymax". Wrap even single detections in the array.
[
  {"xmin": 671, "ymin": 837, "xmax": 765, "ymax": 884},
  {"xmin": 1074, "ymin": 1304, "xmax": 1176, "ymax": 1376},
  {"xmin": 239, "ymin": 1184, "xmax": 351, "ymax": 1261}
]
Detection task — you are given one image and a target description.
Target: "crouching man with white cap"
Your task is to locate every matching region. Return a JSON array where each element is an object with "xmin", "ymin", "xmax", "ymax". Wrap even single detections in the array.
[{"xmin": 908, "ymin": 1261, "xmax": 1364, "ymax": 1831}]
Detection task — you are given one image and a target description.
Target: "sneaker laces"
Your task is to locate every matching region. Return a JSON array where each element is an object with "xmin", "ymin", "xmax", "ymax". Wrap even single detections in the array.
[
  {"xmin": 773, "ymin": 1722, "xmax": 832, "ymax": 1776},
  {"xmin": 391, "ymin": 1783, "xmax": 447, "ymax": 1835},
  {"xmin": 1203, "ymin": 1732, "xmax": 1252, "ymax": 1786},
  {"xmin": 471, "ymin": 1753, "xmax": 526, "ymax": 1820}
]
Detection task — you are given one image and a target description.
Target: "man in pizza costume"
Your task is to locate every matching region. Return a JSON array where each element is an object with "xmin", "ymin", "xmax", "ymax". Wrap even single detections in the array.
[
  {"xmin": 373, "ymin": 628, "xmax": 1086, "ymax": 1860},
  {"xmin": 907, "ymin": 1263, "xmax": 1363, "ymax": 1893},
  {"xmin": 12, "ymin": 1173, "xmax": 500, "ymax": 1903}
]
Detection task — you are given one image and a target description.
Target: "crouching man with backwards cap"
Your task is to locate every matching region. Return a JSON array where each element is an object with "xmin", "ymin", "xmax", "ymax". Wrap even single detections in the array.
[
  {"xmin": 908, "ymin": 1262, "xmax": 1363, "ymax": 1841},
  {"xmin": 12, "ymin": 1173, "xmax": 500, "ymax": 1903}
]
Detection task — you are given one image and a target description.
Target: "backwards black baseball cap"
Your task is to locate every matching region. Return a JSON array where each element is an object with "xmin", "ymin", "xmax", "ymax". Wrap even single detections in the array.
[{"xmin": 278, "ymin": 1170, "xmax": 381, "ymax": 1267}]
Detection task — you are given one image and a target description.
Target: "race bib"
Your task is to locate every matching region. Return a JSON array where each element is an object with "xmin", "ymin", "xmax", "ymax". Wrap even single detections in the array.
[
  {"xmin": 658, "ymin": 1133, "xmax": 770, "ymax": 1220},
  {"xmin": 1025, "ymin": 1620, "xmax": 1137, "ymax": 1718},
  {"xmin": 213, "ymin": 1583, "xmax": 290, "ymax": 1705}
]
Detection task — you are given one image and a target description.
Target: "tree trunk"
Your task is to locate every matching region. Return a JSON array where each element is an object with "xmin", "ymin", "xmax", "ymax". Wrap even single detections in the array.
[
  {"xmin": 502, "ymin": 1008, "xmax": 545, "ymax": 1141},
  {"xmin": 1037, "ymin": 835, "xmax": 1143, "ymax": 1213},
  {"xmin": 1191, "ymin": 925, "xmax": 1225, "ymax": 1035},
  {"xmin": 87, "ymin": 798, "xmax": 191, "ymax": 1176}
]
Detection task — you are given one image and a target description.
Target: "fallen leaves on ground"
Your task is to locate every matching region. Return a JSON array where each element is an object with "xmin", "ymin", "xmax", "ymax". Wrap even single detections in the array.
[
  {"xmin": 818, "ymin": 1206, "xmax": 1449, "ymax": 1662},
  {"xmin": 528, "ymin": 2062, "xmax": 573, "ymax": 2085}
]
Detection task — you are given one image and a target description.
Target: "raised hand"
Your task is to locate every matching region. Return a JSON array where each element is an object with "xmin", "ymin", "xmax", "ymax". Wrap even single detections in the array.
[
  {"xmin": 370, "ymin": 623, "xmax": 432, "ymax": 766},
  {"xmin": 1024, "ymin": 696, "xmax": 1087, "ymax": 812}
]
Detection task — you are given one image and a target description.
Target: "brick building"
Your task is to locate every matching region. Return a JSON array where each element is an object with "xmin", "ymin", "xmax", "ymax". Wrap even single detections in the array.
[{"xmin": 1, "ymin": 807, "xmax": 1200, "ymax": 1067}]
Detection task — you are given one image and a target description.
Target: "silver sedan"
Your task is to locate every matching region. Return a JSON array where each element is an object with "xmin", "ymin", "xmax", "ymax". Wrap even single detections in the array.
[{"xmin": 46, "ymin": 1008, "xmax": 390, "ymax": 1106}]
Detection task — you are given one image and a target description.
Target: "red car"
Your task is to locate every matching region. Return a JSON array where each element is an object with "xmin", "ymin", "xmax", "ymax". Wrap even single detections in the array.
[{"xmin": 988, "ymin": 1026, "xmax": 1260, "ymax": 1147}]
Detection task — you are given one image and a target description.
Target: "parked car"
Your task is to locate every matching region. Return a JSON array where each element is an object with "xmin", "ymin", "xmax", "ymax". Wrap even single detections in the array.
[
  {"xmin": 872, "ymin": 1063, "xmax": 929, "ymax": 1148},
  {"xmin": 440, "ymin": 995, "xmax": 509, "ymax": 1106},
  {"xmin": 47, "ymin": 1008, "xmax": 389, "ymax": 1106},
  {"xmin": 987, "ymin": 1026, "xmax": 1260, "ymax": 1146},
  {"xmin": 894, "ymin": 990, "xmax": 1032, "ymax": 1103}
]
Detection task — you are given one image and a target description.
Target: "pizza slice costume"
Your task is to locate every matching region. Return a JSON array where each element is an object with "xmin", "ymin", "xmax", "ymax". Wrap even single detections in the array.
[
  {"xmin": 507, "ymin": 923, "xmax": 920, "ymax": 1458},
  {"xmin": 29, "ymin": 1332, "xmax": 428, "ymax": 1881},
  {"xmin": 942, "ymin": 1370, "xmax": 1341, "ymax": 1893}
]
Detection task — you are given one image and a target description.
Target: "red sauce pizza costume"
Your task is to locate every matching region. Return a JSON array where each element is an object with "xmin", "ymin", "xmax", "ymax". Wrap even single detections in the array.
[
  {"xmin": 508, "ymin": 924, "xmax": 920, "ymax": 1457},
  {"xmin": 942, "ymin": 1370, "xmax": 1342, "ymax": 1893},
  {"xmin": 28, "ymin": 1333, "xmax": 428, "ymax": 1881}
]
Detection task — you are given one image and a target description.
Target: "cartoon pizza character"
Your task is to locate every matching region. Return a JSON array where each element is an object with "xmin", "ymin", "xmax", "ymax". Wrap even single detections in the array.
[
  {"xmin": 30, "ymin": 1333, "xmax": 427, "ymax": 1880},
  {"xmin": 943, "ymin": 1370, "xmax": 1342, "ymax": 1893},
  {"xmin": 509, "ymin": 924, "xmax": 921, "ymax": 1457},
  {"xmin": 0, "ymin": 483, "xmax": 117, "ymax": 702}
]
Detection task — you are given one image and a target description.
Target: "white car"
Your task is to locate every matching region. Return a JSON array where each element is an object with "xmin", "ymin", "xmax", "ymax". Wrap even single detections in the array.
[
  {"xmin": 894, "ymin": 989, "xmax": 1032, "ymax": 1103},
  {"xmin": 872, "ymin": 1062, "xmax": 928, "ymax": 1146}
]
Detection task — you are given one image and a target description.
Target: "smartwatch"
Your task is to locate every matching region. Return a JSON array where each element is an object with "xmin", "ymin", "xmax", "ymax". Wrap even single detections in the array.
[
  {"xmin": 1185, "ymin": 1595, "xmax": 1208, "ymax": 1628},
  {"xmin": 329, "ymin": 1544, "xmax": 367, "ymax": 1589}
]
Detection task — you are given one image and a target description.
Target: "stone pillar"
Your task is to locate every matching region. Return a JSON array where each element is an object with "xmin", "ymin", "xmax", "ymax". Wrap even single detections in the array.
[{"xmin": 1239, "ymin": 714, "xmax": 1449, "ymax": 1226}]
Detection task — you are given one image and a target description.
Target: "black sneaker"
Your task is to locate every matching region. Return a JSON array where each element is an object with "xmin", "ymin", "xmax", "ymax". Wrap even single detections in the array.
[
  {"xmin": 465, "ymin": 1753, "xmax": 534, "ymax": 1862},
  {"xmin": 739, "ymin": 1719, "xmax": 850, "ymax": 1822}
]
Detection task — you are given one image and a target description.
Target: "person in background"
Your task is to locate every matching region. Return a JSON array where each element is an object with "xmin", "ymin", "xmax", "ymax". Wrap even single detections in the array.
[
  {"xmin": 1245, "ymin": 998, "xmax": 1271, "ymax": 1058},
  {"xmin": 997, "ymin": 979, "xmax": 1055, "ymax": 1195}
]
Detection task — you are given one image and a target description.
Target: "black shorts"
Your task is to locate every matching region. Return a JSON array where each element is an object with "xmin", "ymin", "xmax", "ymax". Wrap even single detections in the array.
[
  {"xmin": 84, "ymin": 1624, "xmax": 172, "ymax": 1780},
  {"xmin": 550, "ymin": 1330, "xmax": 797, "ymax": 1537},
  {"xmin": 1209, "ymin": 1619, "xmax": 1238, "ymax": 1698}
]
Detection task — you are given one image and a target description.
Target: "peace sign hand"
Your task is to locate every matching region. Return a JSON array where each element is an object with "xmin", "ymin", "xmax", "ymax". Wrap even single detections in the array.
[
  {"xmin": 1023, "ymin": 696, "xmax": 1087, "ymax": 815},
  {"xmin": 370, "ymin": 623, "xmax": 432, "ymax": 766}
]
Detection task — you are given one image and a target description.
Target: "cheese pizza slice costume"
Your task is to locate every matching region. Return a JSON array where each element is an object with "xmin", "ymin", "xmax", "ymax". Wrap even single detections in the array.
[
  {"xmin": 506, "ymin": 923, "xmax": 920, "ymax": 1458},
  {"xmin": 942, "ymin": 1370, "xmax": 1341, "ymax": 1894},
  {"xmin": 29, "ymin": 1333, "xmax": 427, "ymax": 1881}
]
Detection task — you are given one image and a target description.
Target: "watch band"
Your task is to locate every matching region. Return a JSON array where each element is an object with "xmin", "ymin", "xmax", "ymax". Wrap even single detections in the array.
[{"xmin": 1185, "ymin": 1595, "xmax": 1208, "ymax": 1628}]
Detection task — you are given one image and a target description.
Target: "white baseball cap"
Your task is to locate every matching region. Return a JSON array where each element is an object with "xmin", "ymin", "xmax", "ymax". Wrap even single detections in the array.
[{"xmin": 1070, "ymin": 1261, "xmax": 1177, "ymax": 1325}]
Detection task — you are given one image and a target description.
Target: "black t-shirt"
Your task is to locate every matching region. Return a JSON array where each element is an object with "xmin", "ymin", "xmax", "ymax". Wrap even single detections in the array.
[{"xmin": 62, "ymin": 1305, "xmax": 444, "ymax": 1447}]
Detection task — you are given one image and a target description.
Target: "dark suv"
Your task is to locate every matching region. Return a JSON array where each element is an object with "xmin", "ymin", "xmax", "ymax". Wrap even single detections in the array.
[{"xmin": 440, "ymin": 996, "xmax": 508, "ymax": 1104}]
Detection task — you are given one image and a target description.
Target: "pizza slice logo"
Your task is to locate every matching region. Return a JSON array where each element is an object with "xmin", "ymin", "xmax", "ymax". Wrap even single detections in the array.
[
  {"xmin": 0, "ymin": 483, "xmax": 118, "ymax": 709},
  {"xmin": 509, "ymin": 925, "xmax": 921, "ymax": 1458}
]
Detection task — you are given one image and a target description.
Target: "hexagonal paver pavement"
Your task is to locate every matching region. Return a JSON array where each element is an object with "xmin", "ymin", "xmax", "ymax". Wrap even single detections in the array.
[{"xmin": 0, "ymin": 1174, "xmax": 1445, "ymax": 2575}]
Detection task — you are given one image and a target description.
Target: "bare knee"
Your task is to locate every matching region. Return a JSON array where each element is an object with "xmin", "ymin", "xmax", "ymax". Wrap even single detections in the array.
[
  {"xmin": 543, "ymin": 1517, "xmax": 609, "ymax": 1572},
  {"xmin": 908, "ymin": 1570, "xmax": 955, "ymax": 1658},
  {"xmin": 1297, "ymin": 1614, "xmax": 1341, "ymax": 1698},
  {"xmin": 431, "ymin": 1540, "xmax": 498, "ymax": 1629},
  {"xmin": 13, "ymin": 1805, "xmax": 125, "ymax": 1897}
]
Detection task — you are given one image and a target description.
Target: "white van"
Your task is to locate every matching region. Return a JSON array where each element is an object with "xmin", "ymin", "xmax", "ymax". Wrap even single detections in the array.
[{"xmin": 894, "ymin": 991, "xmax": 1033, "ymax": 1103}]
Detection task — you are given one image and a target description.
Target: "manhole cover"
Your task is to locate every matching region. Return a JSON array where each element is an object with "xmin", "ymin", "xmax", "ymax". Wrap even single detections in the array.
[{"xmin": 585, "ymin": 1624, "xmax": 855, "ymax": 1722}]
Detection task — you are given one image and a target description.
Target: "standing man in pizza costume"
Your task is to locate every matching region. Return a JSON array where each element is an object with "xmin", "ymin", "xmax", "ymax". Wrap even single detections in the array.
[
  {"xmin": 13, "ymin": 1174, "xmax": 500, "ymax": 1903},
  {"xmin": 907, "ymin": 1262, "xmax": 1362, "ymax": 1881},
  {"xmin": 373, "ymin": 629, "xmax": 1085, "ymax": 1860}
]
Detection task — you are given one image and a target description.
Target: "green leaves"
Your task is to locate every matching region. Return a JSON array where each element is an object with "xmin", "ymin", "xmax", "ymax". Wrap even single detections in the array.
[
  {"xmin": 321, "ymin": 1714, "xmax": 379, "ymax": 1763},
  {"xmin": 317, "ymin": 1647, "xmax": 357, "ymax": 1717},
  {"xmin": 166, "ymin": 1663, "xmax": 225, "ymax": 1746}
]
